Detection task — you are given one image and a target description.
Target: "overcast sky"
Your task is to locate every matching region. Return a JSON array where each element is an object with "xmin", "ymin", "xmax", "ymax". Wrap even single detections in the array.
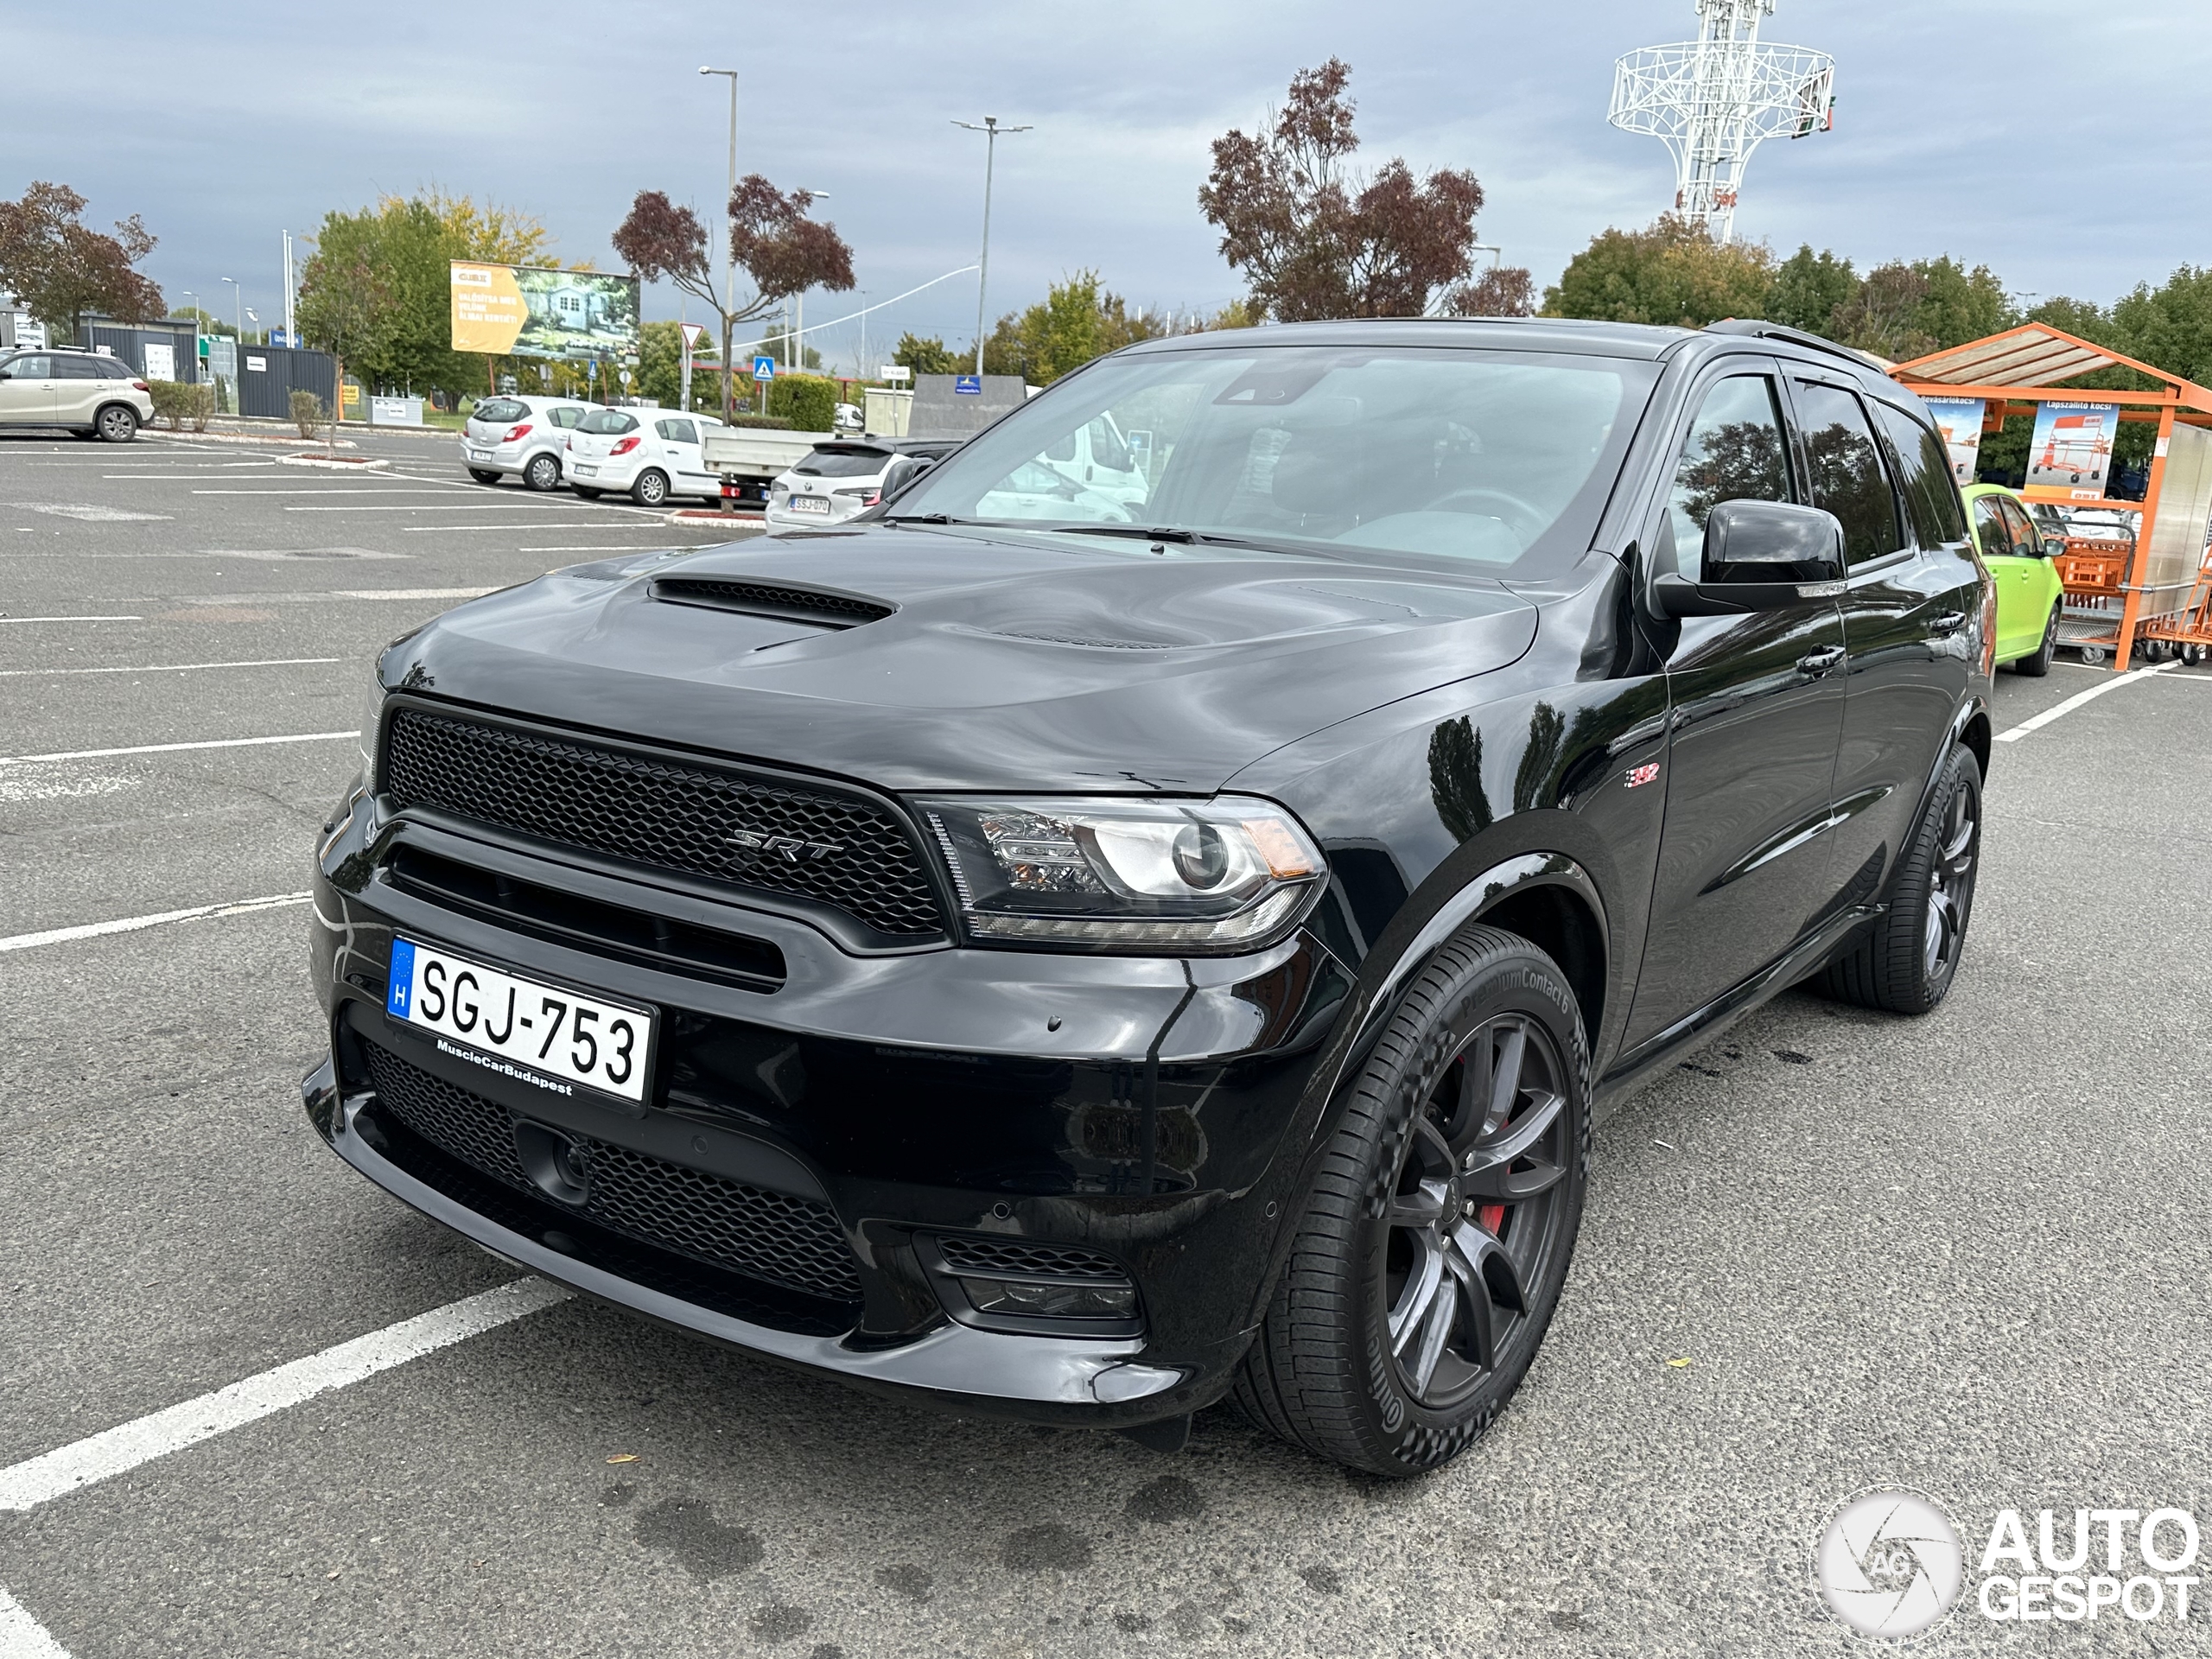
[{"xmin": 9, "ymin": 0, "xmax": 2209, "ymax": 370}]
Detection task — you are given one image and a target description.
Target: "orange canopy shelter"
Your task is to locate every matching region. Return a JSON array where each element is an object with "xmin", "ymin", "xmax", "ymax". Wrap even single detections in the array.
[{"xmin": 1891, "ymin": 323, "xmax": 2212, "ymax": 669}]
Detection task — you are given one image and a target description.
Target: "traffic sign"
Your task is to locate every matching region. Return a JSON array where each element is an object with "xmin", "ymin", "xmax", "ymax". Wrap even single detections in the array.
[
  {"xmin": 753, "ymin": 355, "xmax": 776, "ymax": 382},
  {"xmin": 953, "ymin": 374, "xmax": 982, "ymax": 395},
  {"xmin": 682, "ymin": 322, "xmax": 708, "ymax": 349}
]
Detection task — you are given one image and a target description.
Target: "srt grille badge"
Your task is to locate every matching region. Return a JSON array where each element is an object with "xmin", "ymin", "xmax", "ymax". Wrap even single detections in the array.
[{"xmin": 725, "ymin": 829, "xmax": 842, "ymax": 863}]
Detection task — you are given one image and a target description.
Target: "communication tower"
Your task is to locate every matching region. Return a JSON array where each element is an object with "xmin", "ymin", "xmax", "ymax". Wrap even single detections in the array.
[{"xmin": 1608, "ymin": 0, "xmax": 1835, "ymax": 243}]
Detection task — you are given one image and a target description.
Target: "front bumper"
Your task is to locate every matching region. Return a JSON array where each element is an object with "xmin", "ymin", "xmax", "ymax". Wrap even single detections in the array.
[{"xmin": 306, "ymin": 795, "xmax": 1351, "ymax": 1426}]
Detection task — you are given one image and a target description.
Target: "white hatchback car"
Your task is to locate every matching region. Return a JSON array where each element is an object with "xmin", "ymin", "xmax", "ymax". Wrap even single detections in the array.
[
  {"xmin": 766, "ymin": 440, "xmax": 957, "ymax": 531},
  {"xmin": 564, "ymin": 408, "xmax": 726, "ymax": 507},
  {"xmin": 461, "ymin": 396, "xmax": 593, "ymax": 491}
]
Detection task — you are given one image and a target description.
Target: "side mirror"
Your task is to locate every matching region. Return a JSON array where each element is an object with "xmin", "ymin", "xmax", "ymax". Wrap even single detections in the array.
[
  {"xmin": 2039, "ymin": 536, "xmax": 2066, "ymax": 558},
  {"xmin": 1654, "ymin": 499, "xmax": 1847, "ymax": 618}
]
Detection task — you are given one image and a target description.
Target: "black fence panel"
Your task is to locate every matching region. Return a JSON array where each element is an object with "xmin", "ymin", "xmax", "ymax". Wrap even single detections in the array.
[
  {"xmin": 79, "ymin": 322, "xmax": 200, "ymax": 384},
  {"xmin": 235, "ymin": 344, "xmax": 337, "ymax": 418}
]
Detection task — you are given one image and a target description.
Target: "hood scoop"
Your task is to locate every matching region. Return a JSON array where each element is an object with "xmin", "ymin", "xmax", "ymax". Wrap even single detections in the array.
[{"xmin": 651, "ymin": 576, "xmax": 897, "ymax": 630}]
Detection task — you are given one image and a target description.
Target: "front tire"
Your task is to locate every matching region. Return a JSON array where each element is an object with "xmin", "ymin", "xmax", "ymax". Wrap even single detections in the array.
[
  {"xmin": 1814, "ymin": 744, "xmax": 1981, "ymax": 1014},
  {"xmin": 1232, "ymin": 925, "xmax": 1590, "ymax": 1476},
  {"xmin": 95, "ymin": 404, "xmax": 138, "ymax": 442},
  {"xmin": 523, "ymin": 453, "xmax": 561, "ymax": 492},
  {"xmin": 630, "ymin": 468, "xmax": 670, "ymax": 507},
  {"xmin": 2012, "ymin": 604, "xmax": 2059, "ymax": 677}
]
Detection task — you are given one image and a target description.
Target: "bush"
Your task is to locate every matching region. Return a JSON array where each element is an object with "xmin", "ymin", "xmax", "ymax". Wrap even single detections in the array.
[
  {"xmin": 149, "ymin": 380, "xmax": 215, "ymax": 432},
  {"xmin": 766, "ymin": 373, "xmax": 838, "ymax": 433},
  {"xmin": 290, "ymin": 389, "xmax": 327, "ymax": 440},
  {"xmin": 724, "ymin": 412, "xmax": 792, "ymax": 429}
]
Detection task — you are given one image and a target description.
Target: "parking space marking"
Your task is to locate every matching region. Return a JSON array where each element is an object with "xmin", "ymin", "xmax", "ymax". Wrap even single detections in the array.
[
  {"xmin": 0, "ymin": 658, "xmax": 341, "ymax": 679},
  {"xmin": 0, "ymin": 1279, "xmax": 572, "ymax": 1514},
  {"xmin": 1995, "ymin": 662, "xmax": 2175, "ymax": 742},
  {"xmin": 1, "ymin": 893, "xmax": 309, "ymax": 953},
  {"xmin": 191, "ymin": 488, "xmax": 481, "ymax": 497},
  {"xmin": 0, "ymin": 616, "xmax": 142, "ymax": 624},
  {"xmin": 0, "ymin": 1585, "xmax": 71, "ymax": 1659},
  {"xmin": 332, "ymin": 586, "xmax": 500, "ymax": 601},
  {"xmin": 0, "ymin": 732, "xmax": 353, "ymax": 765}
]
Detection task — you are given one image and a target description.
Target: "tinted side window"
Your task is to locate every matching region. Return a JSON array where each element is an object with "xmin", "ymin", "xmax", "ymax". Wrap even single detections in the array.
[
  {"xmin": 656, "ymin": 418, "xmax": 698, "ymax": 444},
  {"xmin": 1665, "ymin": 373, "xmax": 1791, "ymax": 567},
  {"xmin": 1971, "ymin": 496, "xmax": 2011, "ymax": 557},
  {"xmin": 1873, "ymin": 401, "xmax": 1966, "ymax": 548},
  {"xmin": 1796, "ymin": 383, "xmax": 1902, "ymax": 566},
  {"xmin": 55, "ymin": 357, "xmax": 107, "ymax": 378},
  {"xmin": 548, "ymin": 405, "xmax": 582, "ymax": 428}
]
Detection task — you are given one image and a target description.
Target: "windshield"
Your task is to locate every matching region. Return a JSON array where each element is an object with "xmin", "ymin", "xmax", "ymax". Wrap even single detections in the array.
[
  {"xmin": 886, "ymin": 344, "xmax": 1656, "ymax": 574},
  {"xmin": 576, "ymin": 409, "xmax": 637, "ymax": 435}
]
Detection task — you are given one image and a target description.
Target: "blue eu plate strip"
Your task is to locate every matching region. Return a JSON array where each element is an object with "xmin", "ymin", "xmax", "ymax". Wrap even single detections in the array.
[{"xmin": 386, "ymin": 938, "xmax": 416, "ymax": 1018}]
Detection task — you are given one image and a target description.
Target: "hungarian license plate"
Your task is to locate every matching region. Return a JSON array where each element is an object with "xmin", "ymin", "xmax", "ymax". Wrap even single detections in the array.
[
  {"xmin": 788, "ymin": 493, "xmax": 831, "ymax": 514},
  {"xmin": 572, "ymin": 463, "xmax": 598, "ymax": 477},
  {"xmin": 465, "ymin": 447, "xmax": 492, "ymax": 462},
  {"xmin": 385, "ymin": 938, "xmax": 652, "ymax": 1103}
]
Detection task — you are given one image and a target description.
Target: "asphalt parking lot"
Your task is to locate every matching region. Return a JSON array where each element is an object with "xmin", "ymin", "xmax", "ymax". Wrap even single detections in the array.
[{"xmin": 3, "ymin": 426, "xmax": 2209, "ymax": 1657}]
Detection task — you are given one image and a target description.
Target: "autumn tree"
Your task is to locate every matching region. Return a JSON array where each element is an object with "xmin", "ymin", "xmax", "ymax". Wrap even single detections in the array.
[
  {"xmin": 613, "ymin": 182, "xmax": 854, "ymax": 423},
  {"xmin": 0, "ymin": 181, "xmax": 162, "ymax": 336},
  {"xmin": 1764, "ymin": 245, "xmax": 1858, "ymax": 335},
  {"xmin": 1543, "ymin": 214, "xmax": 1774, "ymax": 329},
  {"xmin": 1446, "ymin": 265, "xmax": 1538, "ymax": 318},
  {"xmin": 1199, "ymin": 60, "xmax": 1487, "ymax": 321},
  {"xmin": 892, "ymin": 333, "xmax": 962, "ymax": 376}
]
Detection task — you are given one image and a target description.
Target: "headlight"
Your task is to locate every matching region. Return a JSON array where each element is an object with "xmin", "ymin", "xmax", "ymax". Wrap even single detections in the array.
[
  {"xmin": 918, "ymin": 795, "xmax": 1325, "ymax": 953},
  {"xmin": 359, "ymin": 651, "xmax": 391, "ymax": 784}
]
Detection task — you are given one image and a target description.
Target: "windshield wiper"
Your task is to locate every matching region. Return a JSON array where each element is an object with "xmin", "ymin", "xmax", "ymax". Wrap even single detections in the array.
[
  {"xmin": 883, "ymin": 512, "xmax": 964, "ymax": 525},
  {"xmin": 1044, "ymin": 524, "xmax": 1198, "ymax": 543}
]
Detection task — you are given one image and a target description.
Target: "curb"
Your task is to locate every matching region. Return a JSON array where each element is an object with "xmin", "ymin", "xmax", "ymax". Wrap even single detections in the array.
[
  {"xmin": 145, "ymin": 429, "xmax": 360, "ymax": 450},
  {"xmin": 276, "ymin": 454, "xmax": 391, "ymax": 472}
]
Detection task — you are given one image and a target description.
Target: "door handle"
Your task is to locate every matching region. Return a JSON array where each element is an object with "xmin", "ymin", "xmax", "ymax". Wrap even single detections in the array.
[
  {"xmin": 1929, "ymin": 611, "xmax": 1967, "ymax": 637},
  {"xmin": 1796, "ymin": 645, "xmax": 1847, "ymax": 677}
]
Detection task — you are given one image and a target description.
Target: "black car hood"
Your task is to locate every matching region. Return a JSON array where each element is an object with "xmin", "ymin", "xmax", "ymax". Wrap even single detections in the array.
[{"xmin": 390, "ymin": 526, "xmax": 1538, "ymax": 793}]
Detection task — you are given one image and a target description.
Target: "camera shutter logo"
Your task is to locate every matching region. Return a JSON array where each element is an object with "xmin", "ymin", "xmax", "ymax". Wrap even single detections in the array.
[{"xmin": 1815, "ymin": 1487, "xmax": 1965, "ymax": 1638}]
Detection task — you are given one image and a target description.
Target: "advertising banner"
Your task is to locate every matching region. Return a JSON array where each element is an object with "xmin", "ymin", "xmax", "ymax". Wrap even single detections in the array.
[
  {"xmin": 449, "ymin": 262, "xmax": 640, "ymax": 361},
  {"xmin": 2025, "ymin": 400, "xmax": 2118, "ymax": 498},
  {"xmin": 1921, "ymin": 398, "xmax": 1986, "ymax": 484}
]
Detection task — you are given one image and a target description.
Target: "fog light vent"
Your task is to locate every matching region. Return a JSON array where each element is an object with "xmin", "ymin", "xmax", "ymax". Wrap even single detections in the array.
[{"xmin": 919, "ymin": 1233, "xmax": 1141, "ymax": 1337}]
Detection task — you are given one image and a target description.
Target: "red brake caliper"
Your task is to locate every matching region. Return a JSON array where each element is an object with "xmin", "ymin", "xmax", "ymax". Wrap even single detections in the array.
[{"xmin": 1478, "ymin": 1202, "xmax": 1506, "ymax": 1236}]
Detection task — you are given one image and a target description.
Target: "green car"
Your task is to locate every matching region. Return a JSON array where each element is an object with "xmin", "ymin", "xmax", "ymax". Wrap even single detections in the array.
[{"xmin": 1961, "ymin": 483, "xmax": 2066, "ymax": 676}]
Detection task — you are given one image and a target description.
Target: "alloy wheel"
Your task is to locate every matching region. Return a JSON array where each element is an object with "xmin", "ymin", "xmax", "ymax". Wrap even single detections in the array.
[
  {"xmin": 1382, "ymin": 1013, "xmax": 1573, "ymax": 1408},
  {"xmin": 1923, "ymin": 783, "xmax": 1979, "ymax": 979}
]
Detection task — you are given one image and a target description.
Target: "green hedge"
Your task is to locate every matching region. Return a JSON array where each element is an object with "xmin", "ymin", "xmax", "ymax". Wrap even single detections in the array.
[
  {"xmin": 148, "ymin": 380, "xmax": 214, "ymax": 432},
  {"xmin": 766, "ymin": 373, "xmax": 838, "ymax": 433}
]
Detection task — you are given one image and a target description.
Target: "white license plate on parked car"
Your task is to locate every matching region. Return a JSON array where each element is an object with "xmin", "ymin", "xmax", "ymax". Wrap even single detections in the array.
[
  {"xmin": 572, "ymin": 463, "xmax": 597, "ymax": 477},
  {"xmin": 385, "ymin": 938, "xmax": 652, "ymax": 1103},
  {"xmin": 465, "ymin": 447, "xmax": 492, "ymax": 461},
  {"xmin": 788, "ymin": 494, "xmax": 831, "ymax": 514}
]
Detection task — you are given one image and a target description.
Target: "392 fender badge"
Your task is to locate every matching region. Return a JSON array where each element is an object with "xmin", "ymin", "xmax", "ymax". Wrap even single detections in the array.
[{"xmin": 1624, "ymin": 762, "xmax": 1662, "ymax": 789}]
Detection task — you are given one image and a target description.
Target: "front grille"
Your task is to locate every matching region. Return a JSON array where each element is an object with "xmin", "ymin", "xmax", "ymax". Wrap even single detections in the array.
[
  {"xmin": 382, "ymin": 707, "xmax": 944, "ymax": 940},
  {"xmin": 362, "ymin": 1041, "xmax": 862, "ymax": 1302},
  {"xmin": 931, "ymin": 1233, "xmax": 1128, "ymax": 1281}
]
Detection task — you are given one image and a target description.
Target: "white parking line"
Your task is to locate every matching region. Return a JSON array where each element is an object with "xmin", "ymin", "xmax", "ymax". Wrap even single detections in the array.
[
  {"xmin": 191, "ymin": 488, "xmax": 474, "ymax": 496},
  {"xmin": 332, "ymin": 586, "xmax": 499, "ymax": 601},
  {"xmin": 0, "ymin": 658, "xmax": 340, "ymax": 678},
  {"xmin": 0, "ymin": 893, "xmax": 309, "ymax": 952},
  {"xmin": 0, "ymin": 1585, "xmax": 71, "ymax": 1659},
  {"xmin": 0, "ymin": 1279, "xmax": 572, "ymax": 1512},
  {"xmin": 400, "ymin": 521, "xmax": 654, "ymax": 532},
  {"xmin": 0, "ymin": 731, "xmax": 353, "ymax": 765},
  {"xmin": 0, "ymin": 615, "xmax": 142, "ymax": 624},
  {"xmin": 1995, "ymin": 663, "xmax": 2174, "ymax": 742}
]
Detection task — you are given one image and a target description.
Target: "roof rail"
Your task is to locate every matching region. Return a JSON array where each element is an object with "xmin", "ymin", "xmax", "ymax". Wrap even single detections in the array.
[{"xmin": 1704, "ymin": 318, "xmax": 1885, "ymax": 370}]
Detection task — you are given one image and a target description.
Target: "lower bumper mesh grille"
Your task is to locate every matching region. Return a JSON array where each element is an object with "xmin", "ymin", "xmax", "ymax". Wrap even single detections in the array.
[{"xmin": 361, "ymin": 1041, "xmax": 861, "ymax": 1302}]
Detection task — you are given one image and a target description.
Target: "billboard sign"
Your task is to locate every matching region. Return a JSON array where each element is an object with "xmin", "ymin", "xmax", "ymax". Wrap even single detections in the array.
[
  {"xmin": 1922, "ymin": 398, "xmax": 1986, "ymax": 484},
  {"xmin": 2025, "ymin": 400, "xmax": 2118, "ymax": 498},
  {"xmin": 449, "ymin": 262, "xmax": 640, "ymax": 361}
]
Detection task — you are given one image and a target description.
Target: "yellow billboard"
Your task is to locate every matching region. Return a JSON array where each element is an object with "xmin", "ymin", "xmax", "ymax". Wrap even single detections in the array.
[{"xmin": 449, "ymin": 262, "xmax": 640, "ymax": 361}]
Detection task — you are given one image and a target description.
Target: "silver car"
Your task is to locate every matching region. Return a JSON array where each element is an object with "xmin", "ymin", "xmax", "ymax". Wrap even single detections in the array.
[
  {"xmin": 766, "ymin": 440, "xmax": 955, "ymax": 531},
  {"xmin": 461, "ymin": 395, "xmax": 593, "ymax": 491}
]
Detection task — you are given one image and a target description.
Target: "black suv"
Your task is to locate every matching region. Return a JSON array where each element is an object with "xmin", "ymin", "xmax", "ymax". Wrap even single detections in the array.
[{"xmin": 304, "ymin": 319, "xmax": 1993, "ymax": 1475}]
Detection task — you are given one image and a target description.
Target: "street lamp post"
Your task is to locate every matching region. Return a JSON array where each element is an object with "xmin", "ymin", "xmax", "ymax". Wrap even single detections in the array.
[
  {"xmin": 952, "ymin": 116, "xmax": 1033, "ymax": 376},
  {"xmin": 699, "ymin": 67, "xmax": 739, "ymax": 424},
  {"xmin": 221, "ymin": 276, "xmax": 243, "ymax": 344}
]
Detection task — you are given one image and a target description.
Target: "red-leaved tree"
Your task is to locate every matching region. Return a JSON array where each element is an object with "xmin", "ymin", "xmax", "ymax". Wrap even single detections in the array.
[
  {"xmin": 0, "ymin": 181, "xmax": 163, "ymax": 336},
  {"xmin": 613, "ymin": 181, "xmax": 854, "ymax": 421},
  {"xmin": 1446, "ymin": 264, "xmax": 1538, "ymax": 318},
  {"xmin": 1198, "ymin": 60, "xmax": 1489, "ymax": 321}
]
